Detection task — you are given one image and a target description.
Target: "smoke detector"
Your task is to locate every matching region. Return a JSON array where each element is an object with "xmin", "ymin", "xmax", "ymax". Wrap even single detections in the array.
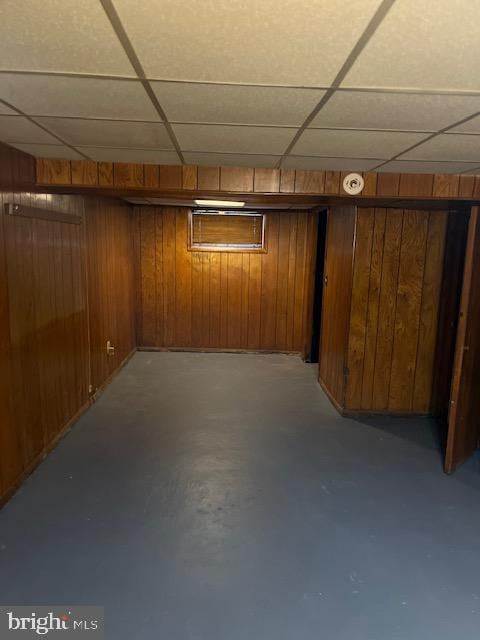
[{"xmin": 342, "ymin": 173, "xmax": 364, "ymax": 195}]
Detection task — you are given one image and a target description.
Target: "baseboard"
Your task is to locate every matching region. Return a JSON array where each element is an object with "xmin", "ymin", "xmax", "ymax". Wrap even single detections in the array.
[
  {"xmin": 317, "ymin": 377, "xmax": 431, "ymax": 418},
  {"xmin": 318, "ymin": 377, "xmax": 345, "ymax": 414},
  {"xmin": 0, "ymin": 348, "xmax": 137, "ymax": 509},
  {"xmin": 91, "ymin": 348, "xmax": 136, "ymax": 402},
  {"xmin": 341, "ymin": 408, "xmax": 432, "ymax": 418},
  {"xmin": 137, "ymin": 346, "xmax": 303, "ymax": 356}
]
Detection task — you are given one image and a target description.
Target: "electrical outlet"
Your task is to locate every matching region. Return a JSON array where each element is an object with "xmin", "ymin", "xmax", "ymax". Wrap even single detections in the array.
[{"xmin": 106, "ymin": 340, "xmax": 115, "ymax": 356}]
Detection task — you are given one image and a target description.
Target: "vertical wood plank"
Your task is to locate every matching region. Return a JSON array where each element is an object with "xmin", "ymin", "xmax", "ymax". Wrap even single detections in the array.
[
  {"xmin": 139, "ymin": 208, "xmax": 156, "ymax": 345},
  {"xmin": 260, "ymin": 213, "xmax": 279, "ymax": 349},
  {"xmin": 345, "ymin": 209, "xmax": 374, "ymax": 410},
  {"xmin": 389, "ymin": 211, "xmax": 429, "ymax": 410},
  {"xmin": 371, "ymin": 210, "xmax": 403, "ymax": 410},
  {"xmin": 360, "ymin": 209, "xmax": 386, "ymax": 409},
  {"xmin": 174, "ymin": 210, "xmax": 192, "ymax": 346},
  {"xmin": 413, "ymin": 211, "xmax": 447, "ymax": 411},
  {"xmin": 220, "ymin": 167, "xmax": 254, "ymax": 192},
  {"xmin": 182, "ymin": 165, "xmax": 198, "ymax": 190},
  {"xmin": 198, "ymin": 167, "xmax": 220, "ymax": 190}
]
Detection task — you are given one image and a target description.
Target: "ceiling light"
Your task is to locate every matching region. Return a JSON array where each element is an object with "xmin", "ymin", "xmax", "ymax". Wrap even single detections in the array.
[{"xmin": 194, "ymin": 199, "xmax": 245, "ymax": 208}]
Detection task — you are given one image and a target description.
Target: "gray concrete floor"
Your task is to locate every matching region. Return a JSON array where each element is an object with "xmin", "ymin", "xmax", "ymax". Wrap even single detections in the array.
[{"xmin": 1, "ymin": 352, "xmax": 480, "ymax": 639}]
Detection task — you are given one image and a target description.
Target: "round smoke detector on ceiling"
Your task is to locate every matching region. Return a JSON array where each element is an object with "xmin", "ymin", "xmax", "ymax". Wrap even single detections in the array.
[{"xmin": 342, "ymin": 173, "xmax": 364, "ymax": 195}]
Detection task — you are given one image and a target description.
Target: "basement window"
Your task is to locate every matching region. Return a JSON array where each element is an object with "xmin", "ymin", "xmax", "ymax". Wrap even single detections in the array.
[{"xmin": 188, "ymin": 210, "xmax": 266, "ymax": 252}]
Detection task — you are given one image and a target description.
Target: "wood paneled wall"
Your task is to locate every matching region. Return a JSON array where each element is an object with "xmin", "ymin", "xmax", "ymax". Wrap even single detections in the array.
[
  {"xmin": 346, "ymin": 208, "xmax": 448, "ymax": 413},
  {"xmin": 318, "ymin": 206, "xmax": 356, "ymax": 409},
  {"xmin": 319, "ymin": 206, "xmax": 456, "ymax": 415},
  {"xmin": 135, "ymin": 207, "xmax": 317, "ymax": 354},
  {"xmin": 86, "ymin": 198, "xmax": 135, "ymax": 392},
  {"xmin": 0, "ymin": 192, "xmax": 135, "ymax": 505},
  {"xmin": 0, "ymin": 142, "xmax": 36, "ymax": 190},
  {"xmin": 35, "ymin": 158, "xmax": 480, "ymax": 202}
]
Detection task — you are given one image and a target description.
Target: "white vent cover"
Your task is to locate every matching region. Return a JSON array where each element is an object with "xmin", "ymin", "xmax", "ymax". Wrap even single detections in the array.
[{"xmin": 342, "ymin": 173, "xmax": 364, "ymax": 195}]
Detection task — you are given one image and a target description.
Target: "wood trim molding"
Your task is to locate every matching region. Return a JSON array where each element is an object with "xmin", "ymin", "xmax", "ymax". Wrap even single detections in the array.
[
  {"xmin": 4, "ymin": 202, "xmax": 82, "ymax": 225},
  {"xmin": 35, "ymin": 158, "xmax": 480, "ymax": 203}
]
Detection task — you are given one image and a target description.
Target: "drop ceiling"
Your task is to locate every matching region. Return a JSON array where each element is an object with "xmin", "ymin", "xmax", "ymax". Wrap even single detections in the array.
[{"xmin": 0, "ymin": 0, "xmax": 479, "ymax": 175}]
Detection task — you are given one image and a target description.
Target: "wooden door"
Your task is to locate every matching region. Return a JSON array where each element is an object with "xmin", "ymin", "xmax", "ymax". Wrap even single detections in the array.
[
  {"xmin": 318, "ymin": 206, "xmax": 356, "ymax": 409},
  {"xmin": 445, "ymin": 207, "xmax": 480, "ymax": 473}
]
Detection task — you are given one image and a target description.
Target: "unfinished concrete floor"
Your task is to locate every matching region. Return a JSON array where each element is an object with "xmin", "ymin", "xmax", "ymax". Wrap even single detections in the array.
[{"xmin": 1, "ymin": 352, "xmax": 480, "ymax": 639}]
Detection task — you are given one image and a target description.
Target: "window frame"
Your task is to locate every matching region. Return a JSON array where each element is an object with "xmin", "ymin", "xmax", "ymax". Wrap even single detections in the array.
[{"xmin": 188, "ymin": 209, "xmax": 267, "ymax": 253}]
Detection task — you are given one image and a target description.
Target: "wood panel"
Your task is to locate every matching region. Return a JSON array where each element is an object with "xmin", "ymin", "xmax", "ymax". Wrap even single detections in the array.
[
  {"xmin": 85, "ymin": 197, "xmax": 136, "ymax": 392},
  {"xmin": 0, "ymin": 142, "xmax": 36, "ymax": 189},
  {"xmin": 318, "ymin": 206, "xmax": 356, "ymax": 409},
  {"xmin": 445, "ymin": 207, "xmax": 480, "ymax": 472},
  {"xmin": 0, "ymin": 192, "xmax": 89, "ymax": 502},
  {"xmin": 0, "ymin": 190, "xmax": 136, "ymax": 505},
  {"xmin": 135, "ymin": 207, "xmax": 317, "ymax": 353},
  {"xmin": 345, "ymin": 208, "xmax": 449, "ymax": 413},
  {"xmin": 34, "ymin": 157, "xmax": 480, "ymax": 203}
]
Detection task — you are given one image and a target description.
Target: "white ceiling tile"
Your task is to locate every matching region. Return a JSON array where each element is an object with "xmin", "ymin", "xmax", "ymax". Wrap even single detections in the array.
[
  {"xmin": 151, "ymin": 82, "xmax": 324, "ymax": 126},
  {"xmin": 0, "ymin": 116, "xmax": 59, "ymax": 143},
  {"xmin": 183, "ymin": 152, "xmax": 280, "ymax": 168},
  {"xmin": 459, "ymin": 167, "xmax": 480, "ymax": 176},
  {"xmin": 78, "ymin": 147, "xmax": 181, "ymax": 164},
  {"xmin": 0, "ymin": 102, "xmax": 16, "ymax": 115},
  {"xmin": 311, "ymin": 92, "xmax": 480, "ymax": 132},
  {"xmin": 343, "ymin": 0, "xmax": 480, "ymax": 90},
  {"xmin": 0, "ymin": 75, "xmax": 159, "ymax": 120},
  {"xmin": 449, "ymin": 114, "xmax": 480, "ymax": 134},
  {"xmin": 376, "ymin": 160, "xmax": 480, "ymax": 174},
  {"xmin": 9, "ymin": 143, "xmax": 83, "ymax": 159},
  {"xmin": 282, "ymin": 156, "xmax": 380, "ymax": 171},
  {"xmin": 0, "ymin": 0, "xmax": 134, "ymax": 76},
  {"xmin": 35, "ymin": 118, "xmax": 173, "ymax": 149},
  {"xmin": 292, "ymin": 129, "xmax": 427, "ymax": 159},
  {"xmin": 173, "ymin": 124, "xmax": 295, "ymax": 154},
  {"xmin": 402, "ymin": 134, "xmax": 480, "ymax": 162},
  {"xmin": 114, "ymin": 0, "xmax": 383, "ymax": 85}
]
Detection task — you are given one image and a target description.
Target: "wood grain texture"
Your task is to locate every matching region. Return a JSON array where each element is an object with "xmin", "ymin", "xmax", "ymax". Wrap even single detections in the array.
[
  {"xmin": 36, "ymin": 159, "xmax": 71, "ymax": 185},
  {"xmin": 445, "ymin": 207, "xmax": 480, "ymax": 472},
  {"xmin": 85, "ymin": 197, "xmax": 136, "ymax": 392},
  {"xmin": 318, "ymin": 205, "xmax": 356, "ymax": 407},
  {"xmin": 34, "ymin": 158, "xmax": 480, "ymax": 204},
  {"xmin": 345, "ymin": 208, "xmax": 449, "ymax": 414},
  {"xmin": 220, "ymin": 167, "xmax": 254, "ymax": 192},
  {"xmin": 254, "ymin": 168, "xmax": 280, "ymax": 193},
  {"xmin": 197, "ymin": 166, "xmax": 220, "ymax": 190},
  {"xmin": 0, "ymin": 142, "xmax": 35, "ymax": 189},
  {"xmin": 98, "ymin": 162, "xmax": 114, "ymax": 187},
  {"xmin": 135, "ymin": 207, "xmax": 316, "ymax": 353},
  {"xmin": 431, "ymin": 210, "xmax": 469, "ymax": 417},
  {"xmin": 182, "ymin": 165, "xmax": 198, "ymax": 190},
  {"xmin": 114, "ymin": 163, "xmax": 144, "ymax": 188},
  {"xmin": 0, "ymin": 190, "xmax": 136, "ymax": 504},
  {"xmin": 0, "ymin": 191, "xmax": 88, "ymax": 501},
  {"xmin": 160, "ymin": 165, "xmax": 182, "ymax": 190},
  {"xmin": 71, "ymin": 160, "xmax": 98, "ymax": 186}
]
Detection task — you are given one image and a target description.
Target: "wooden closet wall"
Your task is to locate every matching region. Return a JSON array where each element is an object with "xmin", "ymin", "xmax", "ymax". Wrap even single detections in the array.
[
  {"xmin": 0, "ymin": 192, "xmax": 135, "ymax": 504},
  {"xmin": 320, "ymin": 206, "xmax": 465, "ymax": 415}
]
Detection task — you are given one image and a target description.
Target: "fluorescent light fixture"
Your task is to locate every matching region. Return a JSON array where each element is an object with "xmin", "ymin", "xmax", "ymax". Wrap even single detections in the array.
[{"xmin": 194, "ymin": 199, "xmax": 245, "ymax": 208}]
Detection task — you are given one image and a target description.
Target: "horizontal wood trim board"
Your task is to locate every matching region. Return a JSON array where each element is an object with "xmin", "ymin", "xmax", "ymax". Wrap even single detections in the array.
[
  {"xmin": 4, "ymin": 202, "xmax": 82, "ymax": 224},
  {"xmin": 35, "ymin": 159, "xmax": 480, "ymax": 203},
  {"xmin": 137, "ymin": 347, "xmax": 303, "ymax": 355}
]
